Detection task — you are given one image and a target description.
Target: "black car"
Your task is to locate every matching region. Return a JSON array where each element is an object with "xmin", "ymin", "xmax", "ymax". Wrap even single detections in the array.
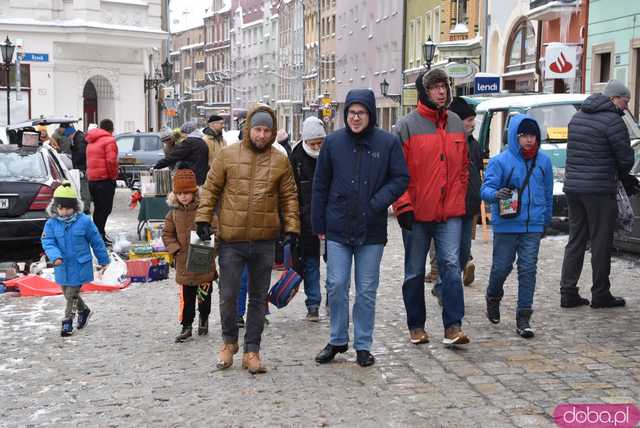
[
  {"xmin": 614, "ymin": 141, "xmax": 640, "ymax": 254},
  {"xmin": 0, "ymin": 144, "xmax": 74, "ymax": 262},
  {"xmin": 116, "ymin": 133, "xmax": 164, "ymax": 187}
]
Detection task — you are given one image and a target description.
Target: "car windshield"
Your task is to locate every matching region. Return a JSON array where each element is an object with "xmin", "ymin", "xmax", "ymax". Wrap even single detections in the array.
[
  {"xmin": 139, "ymin": 136, "xmax": 162, "ymax": 151},
  {"xmin": 528, "ymin": 104, "xmax": 580, "ymax": 143},
  {"xmin": 632, "ymin": 144, "xmax": 640, "ymax": 175},
  {"xmin": 0, "ymin": 149, "xmax": 47, "ymax": 181}
]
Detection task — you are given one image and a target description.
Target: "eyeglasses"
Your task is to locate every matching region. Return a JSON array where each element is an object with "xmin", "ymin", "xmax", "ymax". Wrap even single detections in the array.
[{"xmin": 347, "ymin": 110, "xmax": 368, "ymax": 119}]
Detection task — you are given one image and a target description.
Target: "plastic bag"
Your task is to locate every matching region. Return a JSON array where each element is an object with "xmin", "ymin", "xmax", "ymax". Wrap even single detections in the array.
[
  {"xmin": 112, "ymin": 232, "xmax": 132, "ymax": 254},
  {"xmin": 94, "ymin": 252, "xmax": 128, "ymax": 285},
  {"xmin": 615, "ymin": 181, "xmax": 634, "ymax": 235}
]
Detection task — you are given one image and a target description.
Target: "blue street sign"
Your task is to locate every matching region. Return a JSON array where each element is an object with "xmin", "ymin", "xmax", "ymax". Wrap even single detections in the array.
[
  {"xmin": 474, "ymin": 75, "xmax": 500, "ymax": 94},
  {"xmin": 22, "ymin": 53, "xmax": 49, "ymax": 62}
]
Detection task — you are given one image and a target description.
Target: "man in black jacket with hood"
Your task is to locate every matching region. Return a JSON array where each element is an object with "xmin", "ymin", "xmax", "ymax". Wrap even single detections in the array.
[
  {"xmin": 154, "ymin": 121, "xmax": 210, "ymax": 185},
  {"xmin": 560, "ymin": 80, "xmax": 636, "ymax": 309}
]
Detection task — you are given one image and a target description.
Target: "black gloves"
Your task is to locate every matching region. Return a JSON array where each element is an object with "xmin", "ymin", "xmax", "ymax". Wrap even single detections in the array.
[
  {"xmin": 196, "ymin": 222, "xmax": 213, "ymax": 242},
  {"xmin": 496, "ymin": 188, "xmax": 513, "ymax": 200},
  {"xmin": 621, "ymin": 174, "xmax": 640, "ymax": 196},
  {"xmin": 397, "ymin": 212, "xmax": 414, "ymax": 231},
  {"xmin": 284, "ymin": 232, "xmax": 299, "ymax": 250}
]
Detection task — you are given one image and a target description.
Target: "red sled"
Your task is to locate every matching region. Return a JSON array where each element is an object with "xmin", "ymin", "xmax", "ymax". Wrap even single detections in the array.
[
  {"xmin": 10, "ymin": 275, "xmax": 62, "ymax": 297},
  {"xmin": 81, "ymin": 279, "xmax": 131, "ymax": 293}
]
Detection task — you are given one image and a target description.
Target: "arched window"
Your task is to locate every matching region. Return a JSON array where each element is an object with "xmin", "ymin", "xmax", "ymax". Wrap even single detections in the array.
[{"xmin": 505, "ymin": 19, "xmax": 536, "ymax": 72}]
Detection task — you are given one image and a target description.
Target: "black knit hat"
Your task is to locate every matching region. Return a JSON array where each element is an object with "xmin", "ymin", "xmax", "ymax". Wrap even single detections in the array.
[
  {"xmin": 208, "ymin": 114, "xmax": 224, "ymax": 123},
  {"xmin": 517, "ymin": 119, "xmax": 540, "ymax": 142},
  {"xmin": 449, "ymin": 97, "xmax": 476, "ymax": 120}
]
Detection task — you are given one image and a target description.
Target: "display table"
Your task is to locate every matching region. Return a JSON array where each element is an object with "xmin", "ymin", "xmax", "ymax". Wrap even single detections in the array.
[{"xmin": 137, "ymin": 196, "xmax": 170, "ymax": 239}]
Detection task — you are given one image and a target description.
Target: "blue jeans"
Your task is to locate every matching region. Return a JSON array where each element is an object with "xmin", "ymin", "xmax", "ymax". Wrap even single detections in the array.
[
  {"xmin": 303, "ymin": 256, "xmax": 321, "ymax": 311},
  {"xmin": 236, "ymin": 265, "xmax": 249, "ymax": 317},
  {"xmin": 487, "ymin": 232, "xmax": 542, "ymax": 311},
  {"xmin": 326, "ymin": 240, "xmax": 384, "ymax": 351},
  {"xmin": 402, "ymin": 218, "xmax": 465, "ymax": 330},
  {"xmin": 434, "ymin": 215, "xmax": 474, "ymax": 296}
]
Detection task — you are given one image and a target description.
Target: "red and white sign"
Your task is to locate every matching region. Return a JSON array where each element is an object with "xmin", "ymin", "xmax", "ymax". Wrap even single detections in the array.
[{"xmin": 544, "ymin": 43, "xmax": 577, "ymax": 79}]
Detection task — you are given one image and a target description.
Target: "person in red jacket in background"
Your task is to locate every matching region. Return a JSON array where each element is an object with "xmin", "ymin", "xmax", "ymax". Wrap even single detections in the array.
[
  {"xmin": 392, "ymin": 68, "xmax": 470, "ymax": 347},
  {"xmin": 85, "ymin": 118, "xmax": 119, "ymax": 245}
]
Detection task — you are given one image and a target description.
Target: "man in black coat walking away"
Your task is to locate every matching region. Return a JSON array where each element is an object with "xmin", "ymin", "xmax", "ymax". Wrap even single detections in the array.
[
  {"xmin": 289, "ymin": 116, "xmax": 326, "ymax": 322},
  {"xmin": 560, "ymin": 80, "xmax": 636, "ymax": 309},
  {"xmin": 154, "ymin": 122, "xmax": 210, "ymax": 185},
  {"xmin": 63, "ymin": 124, "xmax": 91, "ymax": 214}
]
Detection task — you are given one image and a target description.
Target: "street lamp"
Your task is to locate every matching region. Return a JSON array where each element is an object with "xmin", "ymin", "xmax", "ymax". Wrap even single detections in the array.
[
  {"xmin": 161, "ymin": 58, "xmax": 173, "ymax": 83},
  {"xmin": 380, "ymin": 78, "xmax": 401, "ymax": 103},
  {"xmin": 1, "ymin": 36, "xmax": 16, "ymax": 125},
  {"xmin": 422, "ymin": 37, "xmax": 437, "ymax": 70}
]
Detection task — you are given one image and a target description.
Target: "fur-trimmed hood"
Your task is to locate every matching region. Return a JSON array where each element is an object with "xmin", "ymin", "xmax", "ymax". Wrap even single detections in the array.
[
  {"xmin": 46, "ymin": 198, "xmax": 85, "ymax": 217},
  {"xmin": 166, "ymin": 191, "xmax": 200, "ymax": 210},
  {"xmin": 419, "ymin": 68, "xmax": 453, "ymax": 110}
]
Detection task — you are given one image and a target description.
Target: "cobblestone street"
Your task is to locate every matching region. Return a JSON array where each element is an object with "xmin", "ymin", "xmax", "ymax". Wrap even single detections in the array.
[{"xmin": 2, "ymin": 190, "xmax": 640, "ymax": 427}]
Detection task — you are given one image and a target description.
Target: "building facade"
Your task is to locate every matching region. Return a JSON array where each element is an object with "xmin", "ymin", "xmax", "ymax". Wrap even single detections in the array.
[
  {"xmin": 335, "ymin": 0, "xmax": 404, "ymax": 131},
  {"xmin": 318, "ymin": 0, "xmax": 336, "ymax": 130},
  {"xmin": 302, "ymin": 0, "xmax": 320, "ymax": 119},
  {"xmin": 585, "ymin": 0, "xmax": 640, "ymax": 117},
  {"xmin": 169, "ymin": 25, "xmax": 206, "ymax": 127},
  {"xmin": 0, "ymin": 0, "xmax": 166, "ymax": 131},
  {"xmin": 203, "ymin": 0, "xmax": 233, "ymax": 128},
  {"xmin": 276, "ymin": 0, "xmax": 304, "ymax": 139}
]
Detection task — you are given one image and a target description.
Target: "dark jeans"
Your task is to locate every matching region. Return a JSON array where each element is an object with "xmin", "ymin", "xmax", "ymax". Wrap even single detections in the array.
[
  {"xmin": 179, "ymin": 283, "xmax": 212, "ymax": 327},
  {"xmin": 560, "ymin": 192, "xmax": 617, "ymax": 302},
  {"xmin": 218, "ymin": 240, "xmax": 275, "ymax": 353},
  {"xmin": 88, "ymin": 179, "xmax": 116, "ymax": 239},
  {"xmin": 487, "ymin": 233, "xmax": 542, "ymax": 311}
]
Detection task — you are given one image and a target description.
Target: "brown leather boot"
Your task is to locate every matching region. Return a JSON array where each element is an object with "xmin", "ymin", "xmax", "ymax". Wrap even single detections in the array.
[
  {"xmin": 216, "ymin": 343, "xmax": 239, "ymax": 369},
  {"xmin": 242, "ymin": 352, "xmax": 267, "ymax": 374}
]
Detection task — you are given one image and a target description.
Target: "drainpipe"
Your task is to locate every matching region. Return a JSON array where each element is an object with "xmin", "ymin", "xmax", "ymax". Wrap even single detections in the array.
[
  {"xmin": 535, "ymin": 20, "xmax": 543, "ymax": 93},
  {"xmin": 581, "ymin": 0, "xmax": 590, "ymax": 93},
  {"xmin": 481, "ymin": 0, "xmax": 488, "ymax": 72},
  {"xmin": 400, "ymin": 0, "xmax": 407, "ymax": 112}
]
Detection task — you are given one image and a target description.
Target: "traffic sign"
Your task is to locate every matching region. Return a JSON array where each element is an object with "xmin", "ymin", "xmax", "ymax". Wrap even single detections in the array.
[{"xmin": 22, "ymin": 53, "xmax": 49, "ymax": 62}]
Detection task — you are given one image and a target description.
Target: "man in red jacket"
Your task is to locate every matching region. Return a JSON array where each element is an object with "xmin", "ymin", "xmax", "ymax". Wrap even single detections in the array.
[
  {"xmin": 85, "ymin": 119, "xmax": 119, "ymax": 244},
  {"xmin": 392, "ymin": 69, "xmax": 470, "ymax": 347}
]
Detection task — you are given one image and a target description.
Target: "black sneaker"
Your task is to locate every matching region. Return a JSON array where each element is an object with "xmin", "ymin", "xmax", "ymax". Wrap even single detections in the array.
[
  {"xmin": 561, "ymin": 294, "xmax": 590, "ymax": 308},
  {"xmin": 77, "ymin": 308, "xmax": 92, "ymax": 329},
  {"xmin": 198, "ymin": 318, "xmax": 209, "ymax": 336},
  {"xmin": 306, "ymin": 309, "xmax": 320, "ymax": 322},
  {"xmin": 486, "ymin": 296, "xmax": 501, "ymax": 324},
  {"xmin": 237, "ymin": 316, "xmax": 245, "ymax": 328},
  {"xmin": 356, "ymin": 350, "xmax": 375, "ymax": 367},
  {"xmin": 315, "ymin": 343, "xmax": 348, "ymax": 364},
  {"xmin": 175, "ymin": 326, "xmax": 192, "ymax": 343},
  {"xmin": 516, "ymin": 309, "xmax": 534, "ymax": 339}
]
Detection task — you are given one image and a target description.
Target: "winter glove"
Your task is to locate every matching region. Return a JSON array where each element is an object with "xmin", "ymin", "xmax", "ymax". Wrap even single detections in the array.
[
  {"xmin": 196, "ymin": 222, "xmax": 213, "ymax": 242},
  {"xmin": 621, "ymin": 174, "xmax": 640, "ymax": 196},
  {"xmin": 495, "ymin": 188, "xmax": 513, "ymax": 200},
  {"xmin": 397, "ymin": 212, "xmax": 414, "ymax": 231}
]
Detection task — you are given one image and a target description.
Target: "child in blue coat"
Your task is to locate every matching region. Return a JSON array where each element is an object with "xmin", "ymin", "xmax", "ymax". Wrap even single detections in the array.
[
  {"xmin": 481, "ymin": 115, "xmax": 553, "ymax": 339},
  {"xmin": 42, "ymin": 182, "xmax": 110, "ymax": 336}
]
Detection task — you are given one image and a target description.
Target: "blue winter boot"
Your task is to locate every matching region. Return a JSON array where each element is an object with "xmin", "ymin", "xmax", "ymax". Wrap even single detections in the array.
[
  {"xmin": 61, "ymin": 319, "xmax": 73, "ymax": 337},
  {"xmin": 77, "ymin": 308, "xmax": 92, "ymax": 329}
]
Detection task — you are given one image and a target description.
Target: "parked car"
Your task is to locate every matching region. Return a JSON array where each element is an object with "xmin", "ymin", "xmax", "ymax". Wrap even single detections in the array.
[
  {"xmin": 613, "ymin": 136, "xmax": 640, "ymax": 254},
  {"xmin": 0, "ymin": 143, "xmax": 80, "ymax": 262},
  {"xmin": 475, "ymin": 94, "xmax": 589, "ymax": 222},
  {"xmin": 116, "ymin": 132, "xmax": 164, "ymax": 187}
]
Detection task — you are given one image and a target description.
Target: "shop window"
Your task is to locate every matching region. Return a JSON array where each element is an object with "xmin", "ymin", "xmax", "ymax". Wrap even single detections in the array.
[
  {"xmin": 505, "ymin": 19, "xmax": 536, "ymax": 72},
  {"xmin": 596, "ymin": 52, "xmax": 611, "ymax": 82}
]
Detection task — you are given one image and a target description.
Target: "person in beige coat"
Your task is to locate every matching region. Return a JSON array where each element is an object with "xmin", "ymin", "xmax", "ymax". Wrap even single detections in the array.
[{"xmin": 196, "ymin": 105, "xmax": 300, "ymax": 374}]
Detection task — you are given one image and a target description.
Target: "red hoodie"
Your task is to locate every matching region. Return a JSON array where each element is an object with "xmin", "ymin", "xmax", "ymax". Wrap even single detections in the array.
[
  {"xmin": 85, "ymin": 128, "xmax": 119, "ymax": 181},
  {"xmin": 392, "ymin": 101, "xmax": 469, "ymax": 222}
]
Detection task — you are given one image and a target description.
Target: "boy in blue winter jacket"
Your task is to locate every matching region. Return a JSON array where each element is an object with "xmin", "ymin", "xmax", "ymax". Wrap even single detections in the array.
[
  {"xmin": 42, "ymin": 182, "xmax": 110, "ymax": 337},
  {"xmin": 480, "ymin": 115, "xmax": 553, "ymax": 338}
]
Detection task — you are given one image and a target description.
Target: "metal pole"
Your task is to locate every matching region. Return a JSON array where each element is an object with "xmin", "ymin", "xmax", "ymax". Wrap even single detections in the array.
[{"xmin": 5, "ymin": 65, "xmax": 10, "ymax": 125}]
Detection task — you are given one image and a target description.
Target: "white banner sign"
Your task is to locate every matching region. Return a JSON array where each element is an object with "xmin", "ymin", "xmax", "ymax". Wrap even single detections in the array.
[{"xmin": 544, "ymin": 44, "xmax": 577, "ymax": 79}]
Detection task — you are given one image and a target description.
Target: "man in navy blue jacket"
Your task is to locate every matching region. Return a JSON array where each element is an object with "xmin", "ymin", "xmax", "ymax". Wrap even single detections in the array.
[{"xmin": 312, "ymin": 89, "xmax": 409, "ymax": 367}]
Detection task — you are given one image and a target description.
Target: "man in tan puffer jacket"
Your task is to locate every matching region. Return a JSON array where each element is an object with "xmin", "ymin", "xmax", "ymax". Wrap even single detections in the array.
[{"xmin": 196, "ymin": 105, "xmax": 300, "ymax": 374}]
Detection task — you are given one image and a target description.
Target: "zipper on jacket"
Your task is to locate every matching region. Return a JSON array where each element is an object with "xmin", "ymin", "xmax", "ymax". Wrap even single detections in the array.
[{"xmin": 247, "ymin": 146, "xmax": 257, "ymax": 235}]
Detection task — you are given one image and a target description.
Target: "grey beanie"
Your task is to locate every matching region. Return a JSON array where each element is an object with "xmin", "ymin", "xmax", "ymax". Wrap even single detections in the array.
[
  {"xmin": 180, "ymin": 121, "xmax": 198, "ymax": 135},
  {"xmin": 603, "ymin": 80, "xmax": 630, "ymax": 98},
  {"xmin": 301, "ymin": 117, "xmax": 326, "ymax": 142},
  {"xmin": 250, "ymin": 111, "xmax": 274, "ymax": 129}
]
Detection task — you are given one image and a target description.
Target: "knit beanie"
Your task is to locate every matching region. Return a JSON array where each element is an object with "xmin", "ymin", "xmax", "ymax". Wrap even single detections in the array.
[
  {"xmin": 53, "ymin": 182, "xmax": 78, "ymax": 209},
  {"xmin": 180, "ymin": 121, "xmax": 198, "ymax": 135},
  {"xmin": 208, "ymin": 114, "xmax": 224, "ymax": 123},
  {"xmin": 449, "ymin": 97, "xmax": 476, "ymax": 120},
  {"xmin": 603, "ymin": 80, "xmax": 631, "ymax": 98},
  {"xmin": 173, "ymin": 167, "xmax": 198, "ymax": 193},
  {"xmin": 250, "ymin": 111, "xmax": 274, "ymax": 129},
  {"xmin": 301, "ymin": 117, "xmax": 326, "ymax": 142}
]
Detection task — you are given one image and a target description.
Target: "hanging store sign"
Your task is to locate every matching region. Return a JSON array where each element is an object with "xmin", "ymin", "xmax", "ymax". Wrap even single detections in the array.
[
  {"xmin": 445, "ymin": 62, "xmax": 478, "ymax": 81},
  {"xmin": 544, "ymin": 43, "xmax": 577, "ymax": 79}
]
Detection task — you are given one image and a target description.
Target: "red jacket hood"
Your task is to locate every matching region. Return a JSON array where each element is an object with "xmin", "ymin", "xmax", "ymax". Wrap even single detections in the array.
[{"xmin": 85, "ymin": 128, "xmax": 112, "ymax": 143}]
